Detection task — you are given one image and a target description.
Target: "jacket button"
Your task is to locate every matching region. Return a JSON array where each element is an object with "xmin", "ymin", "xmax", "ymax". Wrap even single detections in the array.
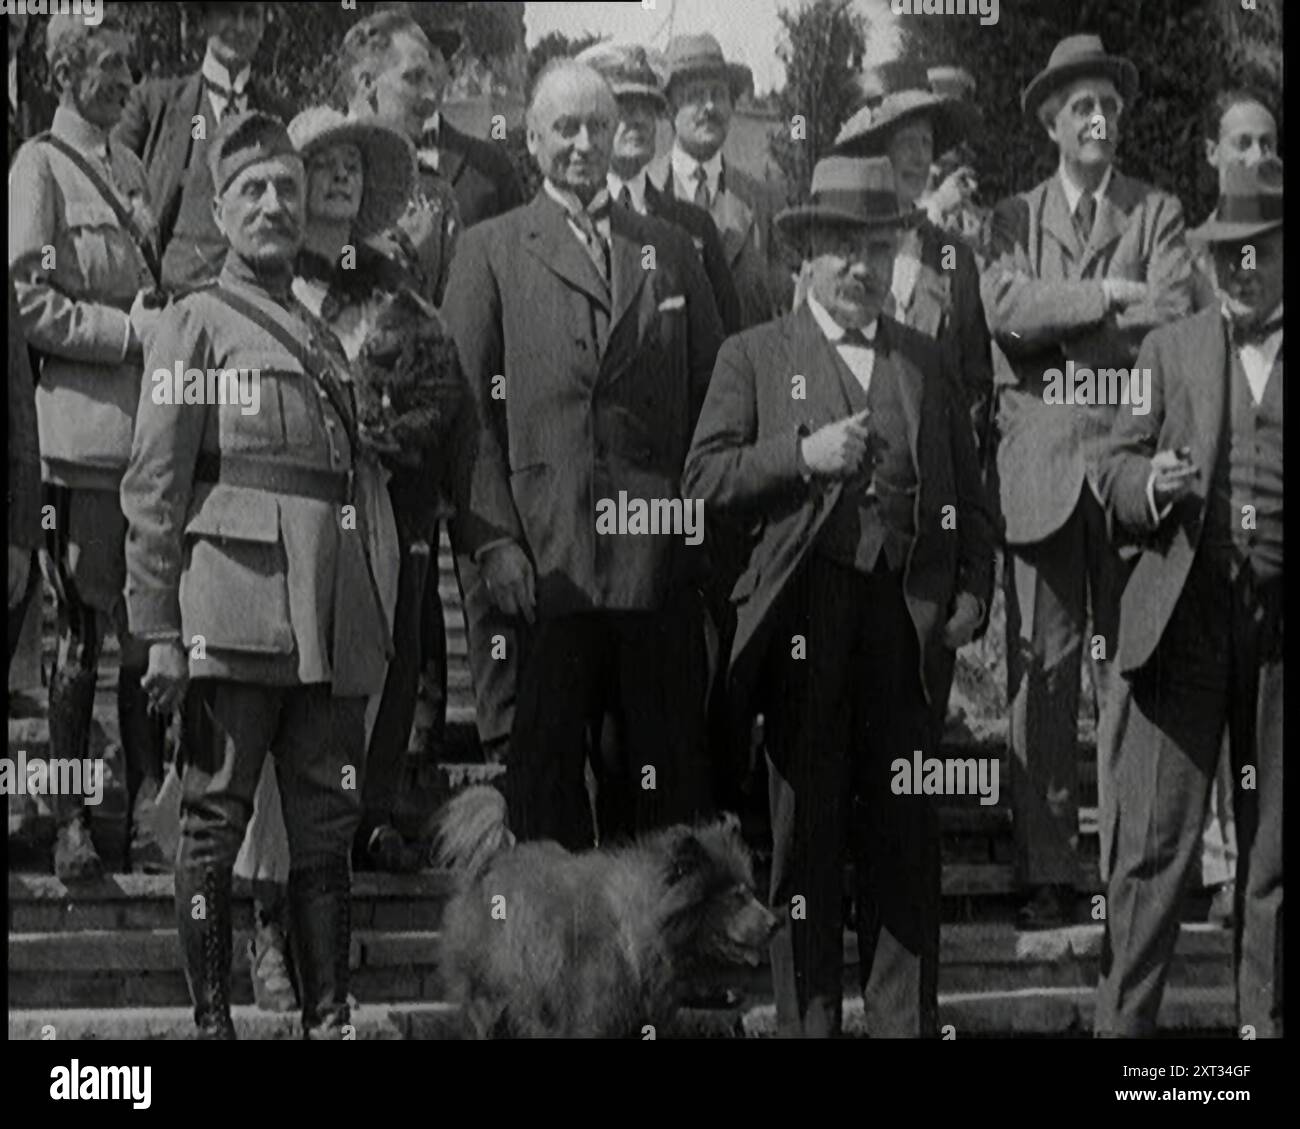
[{"xmin": 576, "ymin": 339, "xmax": 588, "ymax": 351}]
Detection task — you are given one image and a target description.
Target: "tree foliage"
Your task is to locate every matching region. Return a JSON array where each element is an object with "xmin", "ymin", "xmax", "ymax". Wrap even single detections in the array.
[
  {"xmin": 768, "ymin": 0, "xmax": 869, "ymax": 204},
  {"xmin": 895, "ymin": 0, "xmax": 1283, "ymax": 224}
]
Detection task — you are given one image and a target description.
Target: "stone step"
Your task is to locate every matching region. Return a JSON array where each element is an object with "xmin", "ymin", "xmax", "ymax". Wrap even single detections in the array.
[
  {"xmin": 9, "ymin": 865, "xmax": 1114, "ymax": 935},
  {"xmin": 8, "ymin": 922, "xmax": 1230, "ymax": 1009},
  {"xmin": 7, "ymin": 984, "xmax": 1237, "ymax": 1040}
]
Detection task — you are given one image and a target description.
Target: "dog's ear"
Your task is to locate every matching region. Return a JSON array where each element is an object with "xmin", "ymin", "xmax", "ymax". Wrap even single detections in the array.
[{"xmin": 666, "ymin": 831, "xmax": 709, "ymax": 886}]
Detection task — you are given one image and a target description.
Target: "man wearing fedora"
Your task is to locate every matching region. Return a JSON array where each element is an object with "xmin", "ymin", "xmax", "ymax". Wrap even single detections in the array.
[
  {"xmin": 685, "ymin": 157, "xmax": 995, "ymax": 1037},
  {"xmin": 443, "ymin": 60, "xmax": 724, "ymax": 848},
  {"xmin": 114, "ymin": 2, "xmax": 293, "ymax": 294},
  {"xmin": 834, "ymin": 61, "xmax": 994, "ymax": 469},
  {"xmin": 647, "ymin": 32, "xmax": 793, "ymax": 330},
  {"xmin": 982, "ymin": 34, "xmax": 1196, "ymax": 928},
  {"xmin": 1094, "ymin": 158, "xmax": 1283, "ymax": 1038},
  {"xmin": 121, "ymin": 111, "xmax": 392, "ymax": 1039}
]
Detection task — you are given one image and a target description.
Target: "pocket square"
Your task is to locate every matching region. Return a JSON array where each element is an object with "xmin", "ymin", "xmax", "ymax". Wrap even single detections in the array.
[{"xmin": 657, "ymin": 295, "xmax": 686, "ymax": 311}]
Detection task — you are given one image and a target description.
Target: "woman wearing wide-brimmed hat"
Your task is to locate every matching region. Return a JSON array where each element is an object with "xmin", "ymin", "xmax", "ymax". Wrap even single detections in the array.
[
  {"xmin": 832, "ymin": 62, "xmax": 994, "ymax": 473},
  {"xmin": 289, "ymin": 106, "xmax": 469, "ymax": 874}
]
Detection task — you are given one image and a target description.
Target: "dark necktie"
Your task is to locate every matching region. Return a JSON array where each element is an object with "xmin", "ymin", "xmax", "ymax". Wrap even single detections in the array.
[
  {"xmin": 570, "ymin": 200, "xmax": 610, "ymax": 282},
  {"xmin": 1074, "ymin": 192, "xmax": 1096, "ymax": 244},
  {"xmin": 692, "ymin": 165, "xmax": 710, "ymax": 210},
  {"xmin": 617, "ymin": 184, "xmax": 633, "ymax": 211}
]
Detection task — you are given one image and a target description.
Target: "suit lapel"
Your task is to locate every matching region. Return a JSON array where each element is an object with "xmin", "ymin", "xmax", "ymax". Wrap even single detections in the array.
[
  {"xmin": 1188, "ymin": 308, "xmax": 1229, "ymax": 481},
  {"xmin": 1041, "ymin": 176, "xmax": 1084, "ymax": 269},
  {"xmin": 792, "ymin": 305, "xmax": 855, "ymax": 421},
  {"xmin": 1081, "ymin": 172, "xmax": 1139, "ymax": 272},
  {"xmin": 521, "ymin": 193, "xmax": 610, "ymax": 312},
  {"xmin": 878, "ymin": 318, "xmax": 923, "ymax": 467},
  {"xmin": 436, "ymin": 123, "xmax": 469, "ymax": 188},
  {"xmin": 609, "ymin": 208, "xmax": 648, "ymax": 342}
]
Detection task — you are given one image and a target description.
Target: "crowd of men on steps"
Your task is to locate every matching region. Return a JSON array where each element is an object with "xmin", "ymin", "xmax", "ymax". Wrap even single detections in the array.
[{"xmin": 6, "ymin": 2, "xmax": 1281, "ymax": 1040}]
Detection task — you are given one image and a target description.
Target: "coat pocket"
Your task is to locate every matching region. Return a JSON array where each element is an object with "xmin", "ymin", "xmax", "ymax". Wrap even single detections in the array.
[{"xmin": 179, "ymin": 488, "xmax": 296, "ymax": 655}]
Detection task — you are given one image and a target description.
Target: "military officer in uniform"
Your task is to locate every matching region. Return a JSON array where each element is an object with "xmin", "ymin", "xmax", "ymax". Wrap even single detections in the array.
[{"xmin": 121, "ymin": 112, "xmax": 391, "ymax": 1039}]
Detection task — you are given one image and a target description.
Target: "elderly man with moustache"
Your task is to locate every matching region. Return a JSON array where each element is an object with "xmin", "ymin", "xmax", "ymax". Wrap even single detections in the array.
[
  {"xmin": 9, "ymin": 14, "xmax": 165, "ymax": 879},
  {"xmin": 114, "ymin": 1, "xmax": 292, "ymax": 295},
  {"xmin": 442, "ymin": 59, "xmax": 724, "ymax": 848},
  {"xmin": 647, "ymin": 33, "xmax": 792, "ymax": 329},
  {"xmin": 981, "ymin": 35, "xmax": 1196, "ymax": 928},
  {"xmin": 1095, "ymin": 158, "xmax": 1284, "ymax": 1039},
  {"xmin": 121, "ymin": 111, "xmax": 391, "ymax": 1039},
  {"xmin": 685, "ymin": 156, "xmax": 994, "ymax": 1037}
]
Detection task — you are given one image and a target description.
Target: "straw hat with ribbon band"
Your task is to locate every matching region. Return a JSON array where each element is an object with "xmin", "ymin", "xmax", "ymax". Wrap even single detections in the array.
[
  {"xmin": 1021, "ymin": 34, "xmax": 1138, "ymax": 119},
  {"xmin": 661, "ymin": 33, "xmax": 753, "ymax": 103},
  {"xmin": 1188, "ymin": 156, "xmax": 1283, "ymax": 245},
  {"xmin": 575, "ymin": 42, "xmax": 668, "ymax": 110},
  {"xmin": 288, "ymin": 106, "xmax": 417, "ymax": 240},
  {"xmin": 775, "ymin": 156, "xmax": 922, "ymax": 245},
  {"xmin": 833, "ymin": 60, "xmax": 979, "ymax": 158}
]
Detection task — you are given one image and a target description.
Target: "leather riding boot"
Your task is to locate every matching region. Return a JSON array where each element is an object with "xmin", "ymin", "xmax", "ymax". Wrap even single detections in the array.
[
  {"xmin": 47, "ymin": 665, "xmax": 103, "ymax": 881},
  {"xmin": 118, "ymin": 668, "xmax": 170, "ymax": 873},
  {"xmin": 288, "ymin": 857, "xmax": 354, "ymax": 1039},
  {"xmin": 175, "ymin": 866, "xmax": 237, "ymax": 1039}
]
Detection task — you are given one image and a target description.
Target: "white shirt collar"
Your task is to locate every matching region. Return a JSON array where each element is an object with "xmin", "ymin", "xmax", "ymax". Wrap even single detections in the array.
[
  {"xmin": 607, "ymin": 168, "xmax": 649, "ymax": 213},
  {"xmin": 202, "ymin": 49, "xmax": 251, "ymax": 96},
  {"xmin": 423, "ymin": 110, "xmax": 441, "ymax": 140},
  {"xmin": 671, "ymin": 143, "xmax": 723, "ymax": 200},
  {"xmin": 1058, "ymin": 161, "xmax": 1113, "ymax": 214},
  {"xmin": 544, "ymin": 179, "xmax": 610, "ymax": 226},
  {"xmin": 807, "ymin": 294, "xmax": 879, "ymax": 344}
]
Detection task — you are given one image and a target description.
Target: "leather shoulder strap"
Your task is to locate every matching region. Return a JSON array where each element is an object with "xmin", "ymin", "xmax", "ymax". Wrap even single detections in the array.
[{"xmin": 37, "ymin": 131, "xmax": 162, "ymax": 288}]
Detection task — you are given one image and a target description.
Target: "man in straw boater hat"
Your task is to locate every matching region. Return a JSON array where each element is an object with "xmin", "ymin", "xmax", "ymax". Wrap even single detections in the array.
[
  {"xmin": 685, "ymin": 157, "xmax": 995, "ymax": 1037},
  {"xmin": 121, "ymin": 111, "xmax": 392, "ymax": 1038},
  {"xmin": 981, "ymin": 33, "xmax": 1196, "ymax": 929},
  {"xmin": 114, "ymin": 2, "xmax": 293, "ymax": 294},
  {"xmin": 647, "ymin": 32, "xmax": 793, "ymax": 328},
  {"xmin": 1094, "ymin": 158, "xmax": 1283, "ymax": 1039},
  {"xmin": 833, "ymin": 60, "xmax": 993, "ymax": 469}
]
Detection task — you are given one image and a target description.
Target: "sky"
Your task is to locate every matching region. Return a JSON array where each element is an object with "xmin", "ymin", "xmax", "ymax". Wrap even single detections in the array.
[{"xmin": 523, "ymin": 0, "xmax": 902, "ymax": 96}]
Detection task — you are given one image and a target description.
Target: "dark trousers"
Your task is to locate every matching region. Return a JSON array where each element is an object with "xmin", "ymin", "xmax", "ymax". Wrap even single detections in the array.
[
  {"xmin": 1006, "ymin": 487, "xmax": 1131, "ymax": 885},
  {"xmin": 7, "ymin": 548, "xmax": 39, "ymax": 666},
  {"xmin": 506, "ymin": 588, "xmax": 711, "ymax": 849},
  {"xmin": 179, "ymin": 680, "xmax": 366, "ymax": 873},
  {"xmin": 764, "ymin": 555, "xmax": 940, "ymax": 1037},
  {"xmin": 1096, "ymin": 559, "xmax": 1283, "ymax": 1037},
  {"xmin": 361, "ymin": 527, "xmax": 435, "ymax": 841}
]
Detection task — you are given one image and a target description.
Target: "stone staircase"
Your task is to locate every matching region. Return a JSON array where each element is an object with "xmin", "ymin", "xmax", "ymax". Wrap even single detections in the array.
[{"xmin": 7, "ymin": 536, "xmax": 1237, "ymax": 1038}]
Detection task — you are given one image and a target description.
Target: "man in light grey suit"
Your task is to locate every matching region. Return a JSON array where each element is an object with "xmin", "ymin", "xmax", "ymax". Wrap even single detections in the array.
[{"xmin": 981, "ymin": 35, "xmax": 1196, "ymax": 927}]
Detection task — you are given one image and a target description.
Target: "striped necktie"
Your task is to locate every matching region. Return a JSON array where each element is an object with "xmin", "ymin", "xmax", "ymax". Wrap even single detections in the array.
[{"xmin": 692, "ymin": 165, "xmax": 710, "ymax": 210}]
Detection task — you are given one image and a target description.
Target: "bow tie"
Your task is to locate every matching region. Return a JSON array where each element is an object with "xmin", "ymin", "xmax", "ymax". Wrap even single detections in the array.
[
  {"xmin": 206, "ymin": 78, "xmax": 248, "ymax": 103},
  {"xmin": 838, "ymin": 327, "xmax": 876, "ymax": 349},
  {"xmin": 1230, "ymin": 314, "xmax": 1284, "ymax": 347}
]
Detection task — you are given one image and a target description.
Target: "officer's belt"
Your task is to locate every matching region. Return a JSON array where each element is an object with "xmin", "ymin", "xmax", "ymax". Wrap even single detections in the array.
[{"xmin": 194, "ymin": 451, "xmax": 349, "ymax": 505}]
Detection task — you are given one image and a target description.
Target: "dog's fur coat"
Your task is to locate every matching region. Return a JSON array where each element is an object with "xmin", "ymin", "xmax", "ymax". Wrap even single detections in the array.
[{"xmin": 435, "ymin": 787, "xmax": 777, "ymax": 1038}]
